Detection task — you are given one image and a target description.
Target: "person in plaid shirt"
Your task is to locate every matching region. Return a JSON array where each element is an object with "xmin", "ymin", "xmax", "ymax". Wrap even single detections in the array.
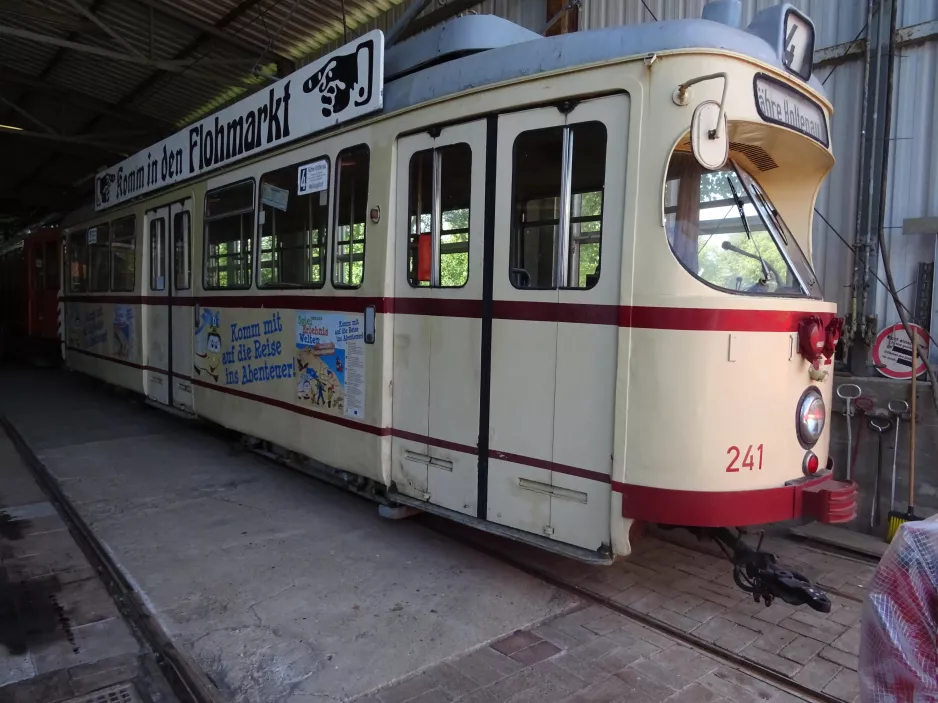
[{"xmin": 859, "ymin": 518, "xmax": 938, "ymax": 701}]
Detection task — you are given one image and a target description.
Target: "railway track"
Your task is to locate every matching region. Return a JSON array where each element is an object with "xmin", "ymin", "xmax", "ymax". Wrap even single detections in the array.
[
  {"xmin": 417, "ymin": 515, "xmax": 852, "ymax": 703},
  {"xmin": 0, "ymin": 415, "xmax": 221, "ymax": 703}
]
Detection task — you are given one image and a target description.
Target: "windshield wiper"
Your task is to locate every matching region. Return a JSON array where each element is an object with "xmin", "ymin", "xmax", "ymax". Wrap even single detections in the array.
[{"xmin": 726, "ymin": 176, "xmax": 771, "ymax": 285}]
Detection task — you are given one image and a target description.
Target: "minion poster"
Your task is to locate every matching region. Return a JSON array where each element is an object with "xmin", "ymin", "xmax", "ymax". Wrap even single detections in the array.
[
  {"xmin": 295, "ymin": 312, "xmax": 365, "ymax": 419},
  {"xmin": 194, "ymin": 307, "xmax": 223, "ymax": 381}
]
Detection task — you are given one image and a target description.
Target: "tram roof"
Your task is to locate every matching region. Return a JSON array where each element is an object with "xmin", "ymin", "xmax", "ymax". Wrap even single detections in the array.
[{"xmin": 383, "ymin": 14, "xmax": 827, "ymax": 116}]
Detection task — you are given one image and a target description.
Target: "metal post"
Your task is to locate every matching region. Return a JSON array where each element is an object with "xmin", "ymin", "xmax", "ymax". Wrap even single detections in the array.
[
  {"xmin": 848, "ymin": 0, "xmax": 897, "ymax": 374},
  {"xmin": 555, "ymin": 126, "xmax": 574, "ymax": 288},
  {"xmin": 431, "ymin": 148, "xmax": 442, "ymax": 287}
]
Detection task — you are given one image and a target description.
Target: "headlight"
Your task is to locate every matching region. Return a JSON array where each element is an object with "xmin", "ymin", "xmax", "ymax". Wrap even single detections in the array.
[{"xmin": 797, "ymin": 388, "xmax": 826, "ymax": 448}]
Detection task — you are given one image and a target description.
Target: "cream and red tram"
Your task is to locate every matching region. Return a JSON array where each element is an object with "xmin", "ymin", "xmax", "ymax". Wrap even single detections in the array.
[{"xmin": 60, "ymin": 1, "xmax": 855, "ymax": 610}]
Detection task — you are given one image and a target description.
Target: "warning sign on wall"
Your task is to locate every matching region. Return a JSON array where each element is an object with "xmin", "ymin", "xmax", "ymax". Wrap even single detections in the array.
[{"xmin": 872, "ymin": 323, "xmax": 930, "ymax": 379}]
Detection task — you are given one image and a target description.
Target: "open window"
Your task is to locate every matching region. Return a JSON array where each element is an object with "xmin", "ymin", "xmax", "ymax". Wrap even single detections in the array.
[
  {"xmin": 258, "ymin": 158, "xmax": 329, "ymax": 288},
  {"xmin": 407, "ymin": 144, "xmax": 471, "ymax": 287},
  {"xmin": 509, "ymin": 122, "xmax": 605, "ymax": 290},
  {"xmin": 664, "ymin": 153, "xmax": 821, "ymax": 298},
  {"xmin": 333, "ymin": 146, "xmax": 369, "ymax": 289},
  {"xmin": 204, "ymin": 180, "xmax": 255, "ymax": 289}
]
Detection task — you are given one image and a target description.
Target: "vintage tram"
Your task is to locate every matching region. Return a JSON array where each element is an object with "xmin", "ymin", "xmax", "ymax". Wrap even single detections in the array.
[
  {"xmin": 0, "ymin": 226, "xmax": 62, "ymax": 363},
  {"xmin": 56, "ymin": 1, "xmax": 856, "ymax": 610}
]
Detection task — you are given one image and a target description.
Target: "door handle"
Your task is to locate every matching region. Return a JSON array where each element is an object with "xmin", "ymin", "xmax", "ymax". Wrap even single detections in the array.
[{"xmin": 405, "ymin": 450, "xmax": 431, "ymax": 465}]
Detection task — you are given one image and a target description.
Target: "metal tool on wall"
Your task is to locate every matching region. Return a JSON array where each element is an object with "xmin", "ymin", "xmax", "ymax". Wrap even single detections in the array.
[
  {"xmin": 887, "ymin": 329, "xmax": 923, "ymax": 541},
  {"xmin": 886, "ymin": 399, "xmax": 909, "ymax": 539},
  {"xmin": 868, "ymin": 416, "xmax": 892, "ymax": 528},
  {"xmin": 837, "ymin": 383, "xmax": 862, "ymax": 480}
]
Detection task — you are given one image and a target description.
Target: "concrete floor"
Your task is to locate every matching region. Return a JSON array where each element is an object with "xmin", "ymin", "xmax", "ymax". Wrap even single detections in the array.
[{"xmin": 0, "ymin": 367, "xmax": 579, "ymax": 703}]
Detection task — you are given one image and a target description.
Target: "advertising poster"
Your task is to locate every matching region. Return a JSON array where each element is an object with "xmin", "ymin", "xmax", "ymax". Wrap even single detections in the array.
[{"xmin": 295, "ymin": 312, "xmax": 365, "ymax": 418}]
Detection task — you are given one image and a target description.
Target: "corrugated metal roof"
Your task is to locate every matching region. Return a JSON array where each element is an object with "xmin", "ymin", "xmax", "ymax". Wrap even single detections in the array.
[{"xmin": 0, "ymin": 0, "xmax": 407, "ymax": 226}]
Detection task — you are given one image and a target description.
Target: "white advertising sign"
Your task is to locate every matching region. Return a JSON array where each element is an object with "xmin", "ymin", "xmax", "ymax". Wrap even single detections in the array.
[
  {"xmin": 297, "ymin": 160, "xmax": 329, "ymax": 195},
  {"xmin": 94, "ymin": 31, "xmax": 384, "ymax": 211},
  {"xmin": 754, "ymin": 74, "xmax": 828, "ymax": 147}
]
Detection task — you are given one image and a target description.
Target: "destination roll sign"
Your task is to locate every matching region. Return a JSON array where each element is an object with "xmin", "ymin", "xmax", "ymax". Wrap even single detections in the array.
[{"xmin": 94, "ymin": 31, "xmax": 384, "ymax": 211}]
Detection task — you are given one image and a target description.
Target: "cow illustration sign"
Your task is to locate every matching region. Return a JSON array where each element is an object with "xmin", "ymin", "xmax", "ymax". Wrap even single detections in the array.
[
  {"xmin": 94, "ymin": 31, "xmax": 384, "ymax": 211},
  {"xmin": 872, "ymin": 322, "xmax": 931, "ymax": 379}
]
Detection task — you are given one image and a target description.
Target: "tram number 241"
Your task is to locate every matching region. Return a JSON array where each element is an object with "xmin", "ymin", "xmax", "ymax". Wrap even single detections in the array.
[{"xmin": 726, "ymin": 445, "xmax": 764, "ymax": 472}]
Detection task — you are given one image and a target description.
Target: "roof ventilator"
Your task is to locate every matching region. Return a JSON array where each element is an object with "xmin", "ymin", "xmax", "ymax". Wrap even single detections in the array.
[{"xmin": 702, "ymin": 0, "xmax": 742, "ymax": 28}]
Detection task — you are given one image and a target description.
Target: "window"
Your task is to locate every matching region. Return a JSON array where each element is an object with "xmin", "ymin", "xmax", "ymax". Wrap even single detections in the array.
[
  {"xmin": 509, "ymin": 123, "xmax": 606, "ymax": 290},
  {"xmin": 408, "ymin": 144, "xmax": 471, "ymax": 287},
  {"xmin": 173, "ymin": 211, "xmax": 190, "ymax": 291},
  {"xmin": 333, "ymin": 146, "xmax": 369, "ymax": 288},
  {"xmin": 88, "ymin": 224, "xmax": 110, "ymax": 292},
  {"xmin": 68, "ymin": 230, "xmax": 87, "ymax": 292},
  {"xmin": 150, "ymin": 218, "xmax": 166, "ymax": 291},
  {"xmin": 111, "ymin": 216, "xmax": 136, "ymax": 292},
  {"xmin": 204, "ymin": 181, "xmax": 255, "ymax": 289},
  {"xmin": 258, "ymin": 159, "xmax": 329, "ymax": 288},
  {"xmin": 663, "ymin": 154, "xmax": 820, "ymax": 297}
]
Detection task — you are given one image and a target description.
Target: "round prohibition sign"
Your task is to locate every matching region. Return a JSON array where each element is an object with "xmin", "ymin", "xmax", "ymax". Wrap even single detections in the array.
[{"xmin": 872, "ymin": 322, "xmax": 930, "ymax": 380}]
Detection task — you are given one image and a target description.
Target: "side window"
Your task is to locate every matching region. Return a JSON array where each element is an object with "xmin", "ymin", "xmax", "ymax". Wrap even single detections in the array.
[
  {"xmin": 68, "ymin": 230, "xmax": 88, "ymax": 292},
  {"xmin": 258, "ymin": 158, "xmax": 329, "ymax": 288},
  {"xmin": 407, "ymin": 144, "xmax": 471, "ymax": 287},
  {"xmin": 150, "ymin": 218, "xmax": 166, "ymax": 291},
  {"xmin": 173, "ymin": 211, "xmax": 191, "ymax": 291},
  {"xmin": 509, "ymin": 122, "xmax": 606, "ymax": 290},
  {"xmin": 111, "ymin": 216, "xmax": 136, "ymax": 292},
  {"xmin": 88, "ymin": 224, "xmax": 111, "ymax": 292},
  {"xmin": 333, "ymin": 146, "xmax": 369, "ymax": 288},
  {"xmin": 204, "ymin": 181, "xmax": 255, "ymax": 289},
  {"xmin": 44, "ymin": 241, "xmax": 59, "ymax": 291}
]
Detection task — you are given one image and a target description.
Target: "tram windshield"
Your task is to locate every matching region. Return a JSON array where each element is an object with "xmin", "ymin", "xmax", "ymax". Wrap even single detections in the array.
[{"xmin": 664, "ymin": 153, "xmax": 821, "ymax": 298}]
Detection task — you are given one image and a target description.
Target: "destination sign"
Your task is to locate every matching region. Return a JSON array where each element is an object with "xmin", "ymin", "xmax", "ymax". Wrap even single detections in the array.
[
  {"xmin": 754, "ymin": 74, "xmax": 828, "ymax": 147},
  {"xmin": 94, "ymin": 31, "xmax": 384, "ymax": 211}
]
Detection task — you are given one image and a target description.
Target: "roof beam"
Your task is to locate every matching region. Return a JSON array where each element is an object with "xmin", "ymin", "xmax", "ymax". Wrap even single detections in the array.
[
  {"xmin": 0, "ymin": 67, "xmax": 174, "ymax": 133},
  {"xmin": 0, "ymin": 2, "xmax": 104, "ymax": 36},
  {"xmin": 0, "ymin": 127, "xmax": 128, "ymax": 155},
  {"xmin": 0, "ymin": 94, "xmax": 59, "ymax": 135},
  {"xmin": 0, "ymin": 25, "xmax": 277, "ymax": 82},
  {"xmin": 62, "ymin": 0, "xmax": 145, "ymax": 58},
  {"xmin": 122, "ymin": 0, "xmax": 295, "ymax": 72}
]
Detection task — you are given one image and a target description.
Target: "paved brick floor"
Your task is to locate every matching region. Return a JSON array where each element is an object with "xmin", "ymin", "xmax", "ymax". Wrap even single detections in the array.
[
  {"xmin": 420, "ymin": 522, "xmax": 871, "ymax": 703},
  {"xmin": 355, "ymin": 603, "xmax": 812, "ymax": 703}
]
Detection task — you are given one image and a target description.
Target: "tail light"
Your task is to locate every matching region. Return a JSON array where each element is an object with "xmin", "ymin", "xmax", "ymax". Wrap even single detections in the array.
[
  {"xmin": 803, "ymin": 451, "xmax": 820, "ymax": 475},
  {"xmin": 823, "ymin": 317, "xmax": 844, "ymax": 359},
  {"xmin": 798, "ymin": 315, "xmax": 825, "ymax": 363}
]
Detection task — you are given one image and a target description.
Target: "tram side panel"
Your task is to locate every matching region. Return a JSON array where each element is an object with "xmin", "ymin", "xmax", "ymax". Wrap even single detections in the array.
[{"xmin": 186, "ymin": 135, "xmax": 391, "ymax": 484}]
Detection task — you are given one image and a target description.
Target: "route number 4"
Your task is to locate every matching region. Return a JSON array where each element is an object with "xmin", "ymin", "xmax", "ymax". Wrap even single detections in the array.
[{"xmin": 726, "ymin": 445, "xmax": 764, "ymax": 472}]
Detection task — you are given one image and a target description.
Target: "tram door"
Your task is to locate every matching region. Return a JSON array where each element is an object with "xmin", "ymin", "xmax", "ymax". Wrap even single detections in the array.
[
  {"xmin": 144, "ymin": 200, "xmax": 194, "ymax": 411},
  {"xmin": 488, "ymin": 96, "xmax": 629, "ymax": 550},
  {"xmin": 391, "ymin": 120, "xmax": 487, "ymax": 516}
]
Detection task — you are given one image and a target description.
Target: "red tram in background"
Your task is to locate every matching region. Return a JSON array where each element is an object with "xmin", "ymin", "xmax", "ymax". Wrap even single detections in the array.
[{"xmin": 0, "ymin": 227, "xmax": 61, "ymax": 363}]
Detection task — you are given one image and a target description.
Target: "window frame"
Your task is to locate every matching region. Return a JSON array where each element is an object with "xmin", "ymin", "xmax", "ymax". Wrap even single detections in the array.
[
  {"xmin": 331, "ymin": 144, "xmax": 370, "ymax": 290},
  {"xmin": 407, "ymin": 144, "xmax": 472, "ymax": 289},
  {"xmin": 67, "ymin": 229, "xmax": 88, "ymax": 293},
  {"xmin": 257, "ymin": 155, "xmax": 331, "ymax": 290},
  {"xmin": 173, "ymin": 210, "xmax": 191, "ymax": 291},
  {"xmin": 508, "ymin": 122, "xmax": 607, "ymax": 291},
  {"xmin": 87, "ymin": 222, "xmax": 111, "ymax": 293},
  {"xmin": 149, "ymin": 217, "xmax": 167, "ymax": 292},
  {"xmin": 110, "ymin": 215, "xmax": 137, "ymax": 293},
  {"xmin": 202, "ymin": 178, "xmax": 257, "ymax": 291}
]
